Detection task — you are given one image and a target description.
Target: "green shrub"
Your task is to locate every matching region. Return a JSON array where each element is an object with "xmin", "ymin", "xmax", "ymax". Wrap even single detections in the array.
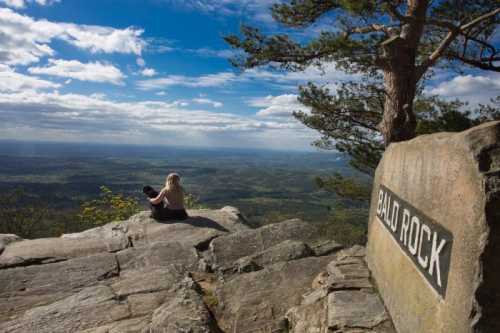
[
  {"xmin": 79, "ymin": 186, "xmax": 140, "ymax": 226},
  {"xmin": 184, "ymin": 193, "xmax": 206, "ymax": 209}
]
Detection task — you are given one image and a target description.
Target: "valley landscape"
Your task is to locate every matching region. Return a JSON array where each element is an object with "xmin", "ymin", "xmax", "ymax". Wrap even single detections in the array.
[{"xmin": 0, "ymin": 140, "xmax": 368, "ymax": 241}]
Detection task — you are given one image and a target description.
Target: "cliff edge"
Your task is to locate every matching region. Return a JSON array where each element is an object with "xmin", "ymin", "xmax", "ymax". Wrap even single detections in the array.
[{"xmin": 0, "ymin": 207, "xmax": 394, "ymax": 333}]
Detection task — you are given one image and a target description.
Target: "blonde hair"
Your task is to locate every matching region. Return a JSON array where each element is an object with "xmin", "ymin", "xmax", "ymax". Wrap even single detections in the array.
[
  {"xmin": 165, "ymin": 173, "xmax": 182, "ymax": 192},
  {"xmin": 164, "ymin": 173, "xmax": 184, "ymax": 207}
]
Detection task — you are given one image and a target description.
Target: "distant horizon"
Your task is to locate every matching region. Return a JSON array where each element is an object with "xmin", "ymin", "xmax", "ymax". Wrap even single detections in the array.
[{"xmin": 0, "ymin": 138, "xmax": 338, "ymax": 155}]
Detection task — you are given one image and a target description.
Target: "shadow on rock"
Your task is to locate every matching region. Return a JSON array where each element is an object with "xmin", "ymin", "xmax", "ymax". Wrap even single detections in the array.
[{"xmin": 155, "ymin": 216, "xmax": 230, "ymax": 233}]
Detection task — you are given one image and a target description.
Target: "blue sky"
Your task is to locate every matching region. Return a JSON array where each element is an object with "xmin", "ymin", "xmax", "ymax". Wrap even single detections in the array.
[{"xmin": 0, "ymin": 0, "xmax": 499, "ymax": 151}]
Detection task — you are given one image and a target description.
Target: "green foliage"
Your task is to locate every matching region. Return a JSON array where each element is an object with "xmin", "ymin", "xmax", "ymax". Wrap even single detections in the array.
[
  {"xmin": 315, "ymin": 173, "xmax": 371, "ymax": 202},
  {"xmin": 477, "ymin": 96, "xmax": 500, "ymax": 122},
  {"xmin": 227, "ymin": 0, "xmax": 500, "ymax": 75},
  {"xmin": 415, "ymin": 97, "xmax": 477, "ymax": 135},
  {"xmin": 317, "ymin": 203, "xmax": 368, "ymax": 246},
  {"xmin": 226, "ymin": 0, "xmax": 500, "ymax": 145},
  {"xmin": 184, "ymin": 193, "xmax": 206, "ymax": 209},
  {"xmin": 79, "ymin": 186, "xmax": 140, "ymax": 226},
  {"xmin": 294, "ymin": 81, "xmax": 384, "ymax": 174},
  {"xmin": 0, "ymin": 188, "xmax": 49, "ymax": 238}
]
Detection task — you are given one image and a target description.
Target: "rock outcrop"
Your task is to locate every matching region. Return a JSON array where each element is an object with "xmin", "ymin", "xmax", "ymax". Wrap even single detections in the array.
[
  {"xmin": 366, "ymin": 121, "xmax": 500, "ymax": 333},
  {"xmin": 0, "ymin": 206, "xmax": 394, "ymax": 333}
]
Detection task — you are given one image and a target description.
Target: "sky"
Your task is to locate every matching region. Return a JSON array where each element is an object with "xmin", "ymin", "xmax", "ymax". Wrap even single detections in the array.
[{"xmin": 0, "ymin": 0, "xmax": 499, "ymax": 151}]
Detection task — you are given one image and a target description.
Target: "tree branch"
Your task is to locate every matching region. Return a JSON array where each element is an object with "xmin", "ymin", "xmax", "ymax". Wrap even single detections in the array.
[
  {"xmin": 346, "ymin": 24, "xmax": 394, "ymax": 36},
  {"xmin": 446, "ymin": 52, "xmax": 500, "ymax": 72},
  {"xmin": 382, "ymin": 1, "xmax": 408, "ymax": 22},
  {"xmin": 416, "ymin": 7, "xmax": 500, "ymax": 79}
]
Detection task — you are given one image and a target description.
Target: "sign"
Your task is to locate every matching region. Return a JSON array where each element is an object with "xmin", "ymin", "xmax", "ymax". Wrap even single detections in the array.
[{"xmin": 375, "ymin": 185, "xmax": 453, "ymax": 298}]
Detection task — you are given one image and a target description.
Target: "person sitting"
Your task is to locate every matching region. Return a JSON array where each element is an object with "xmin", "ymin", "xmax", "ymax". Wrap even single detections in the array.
[
  {"xmin": 147, "ymin": 173, "xmax": 188, "ymax": 221},
  {"xmin": 142, "ymin": 185, "xmax": 163, "ymax": 220}
]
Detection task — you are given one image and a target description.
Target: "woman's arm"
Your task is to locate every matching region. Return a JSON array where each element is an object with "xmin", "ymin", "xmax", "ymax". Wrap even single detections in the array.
[{"xmin": 150, "ymin": 188, "xmax": 166, "ymax": 205}]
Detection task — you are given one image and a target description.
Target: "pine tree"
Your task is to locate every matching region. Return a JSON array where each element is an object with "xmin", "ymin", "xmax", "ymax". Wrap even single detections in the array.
[{"xmin": 225, "ymin": 0, "xmax": 500, "ymax": 146}]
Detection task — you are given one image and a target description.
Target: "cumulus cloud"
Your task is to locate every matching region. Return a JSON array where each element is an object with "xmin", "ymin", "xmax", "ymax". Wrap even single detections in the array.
[
  {"xmin": 141, "ymin": 68, "xmax": 156, "ymax": 77},
  {"xmin": 168, "ymin": 0, "xmax": 276, "ymax": 24},
  {"xmin": 248, "ymin": 94, "xmax": 310, "ymax": 118},
  {"xmin": 0, "ymin": 8, "xmax": 145, "ymax": 65},
  {"xmin": 0, "ymin": 64, "xmax": 60, "ymax": 92},
  {"xmin": 426, "ymin": 73, "xmax": 500, "ymax": 105},
  {"xmin": 137, "ymin": 62, "xmax": 349, "ymax": 91},
  {"xmin": 28, "ymin": 59, "xmax": 125, "ymax": 85},
  {"xmin": 0, "ymin": 0, "xmax": 59, "ymax": 8},
  {"xmin": 244, "ymin": 62, "xmax": 351, "ymax": 87},
  {"xmin": 192, "ymin": 97, "xmax": 223, "ymax": 108},
  {"xmin": 189, "ymin": 47, "xmax": 239, "ymax": 59},
  {"xmin": 0, "ymin": 89, "xmax": 316, "ymax": 150},
  {"xmin": 136, "ymin": 57, "xmax": 146, "ymax": 67},
  {"xmin": 137, "ymin": 72, "xmax": 237, "ymax": 90}
]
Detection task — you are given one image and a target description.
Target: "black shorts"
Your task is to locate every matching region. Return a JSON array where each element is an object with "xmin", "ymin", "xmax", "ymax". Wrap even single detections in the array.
[{"xmin": 150, "ymin": 204, "xmax": 188, "ymax": 221}]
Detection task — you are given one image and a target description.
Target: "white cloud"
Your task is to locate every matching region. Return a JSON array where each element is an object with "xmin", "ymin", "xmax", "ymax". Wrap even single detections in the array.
[
  {"xmin": 156, "ymin": 91, "xmax": 166, "ymax": 96},
  {"xmin": 28, "ymin": 59, "xmax": 125, "ymax": 85},
  {"xmin": 0, "ymin": 8, "xmax": 145, "ymax": 65},
  {"xmin": 0, "ymin": 0, "xmax": 59, "ymax": 8},
  {"xmin": 426, "ymin": 73, "xmax": 500, "ymax": 105},
  {"xmin": 0, "ymin": 64, "xmax": 60, "ymax": 92},
  {"xmin": 0, "ymin": 89, "xmax": 313, "ymax": 146},
  {"xmin": 244, "ymin": 62, "xmax": 351, "ymax": 86},
  {"xmin": 141, "ymin": 68, "xmax": 156, "ymax": 77},
  {"xmin": 169, "ymin": 0, "xmax": 276, "ymax": 24},
  {"xmin": 136, "ymin": 57, "xmax": 145, "ymax": 67},
  {"xmin": 192, "ymin": 97, "xmax": 223, "ymax": 108},
  {"xmin": 137, "ymin": 62, "xmax": 349, "ymax": 91},
  {"xmin": 190, "ymin": 47, "xmax": 239, "ymax": 58},
  {"xmin": 249, "ymin": 94, "xmax": 310, "ymax": 118},
  {"xmin": 137, "ymin": 72, "xmax": 237, "ymax": 90}
]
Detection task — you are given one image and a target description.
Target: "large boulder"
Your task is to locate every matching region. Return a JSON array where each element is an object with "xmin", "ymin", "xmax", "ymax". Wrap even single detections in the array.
[
  {"xmin": 122, "ymin": 206, "xmax": 250, "ymax": 248},
  {"xmin": 0, "ymin": 234, "xmax": 22, "ymax": 256},
  {"xmin": 366, "ymin": 121, "xmax": 500, "ymax": 333}
]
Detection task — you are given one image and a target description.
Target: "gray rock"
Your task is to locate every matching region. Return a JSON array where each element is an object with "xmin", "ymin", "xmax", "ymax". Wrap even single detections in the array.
[
  {"xmin": 149, "ymin": 283, "xmax": 219, "ymax": 333},
  {"xmin": 0, "ymin": 252, "xmax": 119, "ymax": 322},
  {"xmin": 116, "ymin": 241, "xmax": 199, "ymax": 272},
  {"xmin": 0, "ymin": 234, "xmax": 22, "ymax": 256},
  {"xmin": 0, "ymin": 285, "xmax": 131, "ymax": 333},
  {"xmin": 0, "ymin": 208, "xmax": 393, "ymax": 333},
  {"xmin": 286, "ymin": 246, "xmax": 394, "ymax": 333},
  {"xmin": 286, "ymin": 298, "xmax": 328, "ymax": 333},
  {"xmin": 79, "ymin": 316, "xmax": 151, "ymax": 333},
  {"xmin": 214, "ymin": 255, "xmax": 336, "ymax": 333},
  {"xmin": 0, "ymin": 235, "xmax": 128, "ymax": 268},
  {"xmin": 327, "ymin": 290, "xmax": 390, "ymax": 331},
  {"xmin": 310, "ymin": 239, "xmax": 344, "ymax": 256},
  {"xmin": 226, "ymin": 240, "xmax": 314, "ymax": 275},
  {"xmin": 110, "ymin": 266, "xmax": 183, "ymax": 297},
  {"xmin": 123, "ymin": 207, "xmax": 249, "ymax": 248},
  {"xmin": 209, "ymin": 219, "xmax": 321, "ymax": 268},
  {"xmin": 327, "ymin": 257, "xmax": 370, "ymax": 280}
]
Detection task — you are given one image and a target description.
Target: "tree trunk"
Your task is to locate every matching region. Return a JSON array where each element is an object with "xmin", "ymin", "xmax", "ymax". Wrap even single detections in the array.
[
  {"xmin": 379, "ymin": 36, "xmax": 418, "ymax": 146},
  {"xmin": 378, "ymin": 0, "xmax": 429, "ymax": 146},
  {"xmin": 380, "ymin": 68, "xmax": 417, "ymax": 146}
]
